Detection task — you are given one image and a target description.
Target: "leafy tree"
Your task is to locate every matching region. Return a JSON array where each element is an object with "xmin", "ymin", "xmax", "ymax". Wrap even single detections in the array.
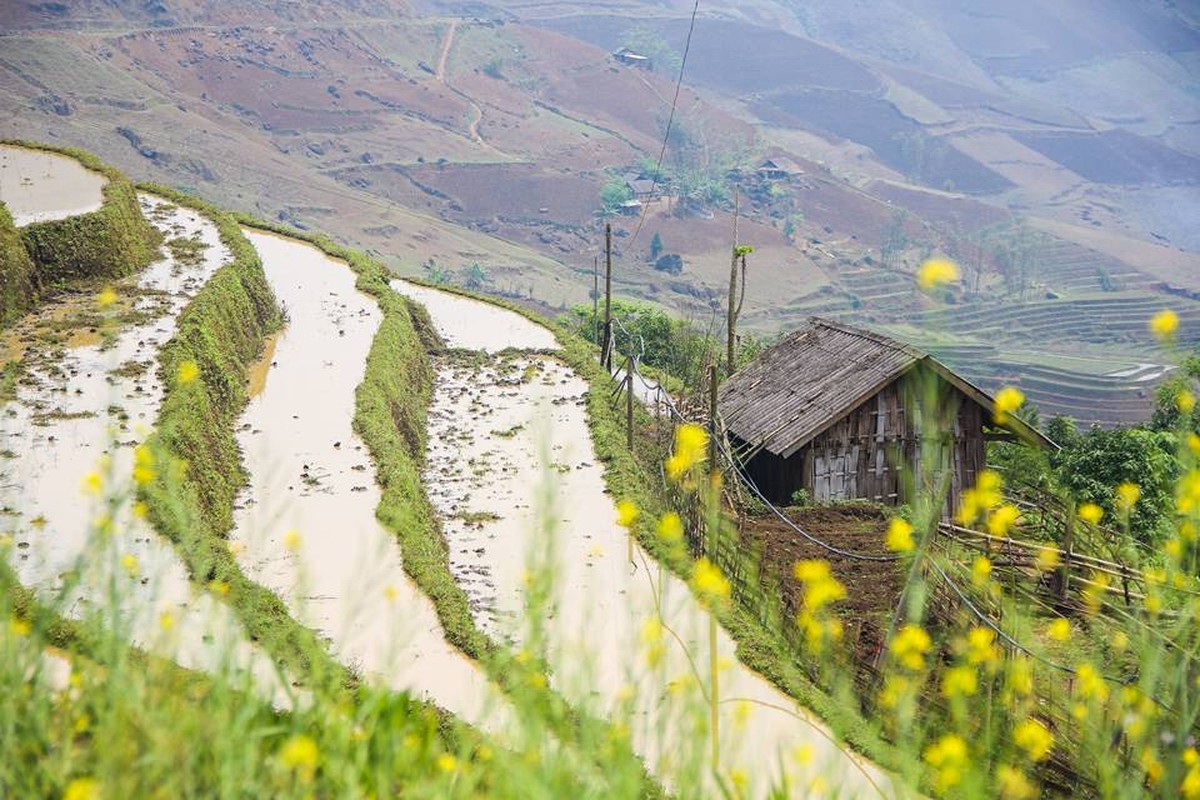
[
  {"xmin": 600, "ymin": 178, "xmax": 633, "ymax": 214},
  {"xmin": 649, "ymin": 232, "xmax": 664, "ymax": 261},
  {"xmin": 619, "ymin": 27, "xmax": 682, "ymax": 76},
  {"xmin": 1051, "ymin": 425, "xmax": 1176, "ymax": 545},
  {"xmin": 1150, "ymin": 352, "xmax": 1200, "ymax": 431},
  {"xmin": 462, "ymin": 262, "xmax": 489, "ymax": 290}
]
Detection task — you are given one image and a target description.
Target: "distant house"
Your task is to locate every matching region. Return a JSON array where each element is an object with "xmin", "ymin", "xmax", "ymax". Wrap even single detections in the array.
[
  {"xmin": 718, "ymin": 318, "xmax": 1053, "ymax": 511},
  {"xmin": 757, "ymin": 157, "xmax": 804, "ymax": 181},
  {"xmin": 618, "ymin": 198, "xmax": 643, "ymax": 215},
  {"xmin": 612, "ymin": 47, "xmax": 652, "ymax": 69},
  {"xmin": 624, "ymin": 173, "xmax": 659, "ymax": 201}
]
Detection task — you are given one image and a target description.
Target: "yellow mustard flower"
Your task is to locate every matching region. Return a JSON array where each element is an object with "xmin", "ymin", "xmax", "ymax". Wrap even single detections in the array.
[
  {"xmin": 665, "ymin": 423, "xmax": 706, "ymax": 479},
  {"xmin": 1078, "ymin": 502, "xmax": 1103, "ymax": 525},
  {"xmin": 63, "ymin": 778, "xmax": 99, "ymax": 800},
  {"xmin": 177, "ymin": 360, "xmax": 200, "ymax": 385},
  {"xmin": 120, "ymin": 553, "xmax": 139, "ymax": 577},
  {"xmin": 97, "ymin": 287, "xmax": 118, "ymax": 309},
  {"xmin": 923, "ymin": 733, "xmax": 968, "ymax": 791},
  {"xmin": 965, "ymin": 626, "xmax": 1001, "ymax": 667},
  {"xmin": 917, "ymin": 258, "xmax": 960, "ymax": 291},
  {"xmin": 279, "ymin": 734, "xmax": 319, "ymax": 780},
  {"xmin": 1181, "ymin": 470, "xmax": 1200, "ymax": 514},
  {"xmin": 9, "ymin": 617, "xmax": 31, "ymax": 637},
  {"xmin": 1034, "ymin": 546, "xmax": 1060, "ymax": 573},
  {"xmin": 283, "ymin": 529, "xmax": 301, "ymax": 552},
  {"xmin": 691, "ymin": 558, "xmax": 730, "ymax": 602},
  {"xmin": 1013, "ymin": 718, "xmax": 1053, "ymax": 762},
  {"xmin": 971, "ymin": 555, "xmax": 993, "ymax": 588},
  {"xmin": 159, "ymin": 612, "xmax": 175, "ymax": 632},
  {"xmin": 1179, "ymin": 389, "xmax": 1196, "ymax": 414},
  {"xmin": 885, "ymin": 517, "xmax": 914, "ymax": 553},
  {"xmin": 616, "ymin": 500, "xmax": 638, "ymax": 528},
  {"xmin": 1075, "ymin": 663, "xmax": 1109, "ymax": 702},
  {"xmin": 890, "ymin": 624, "xmax": 932, "ymax": 671},
  {"xmin": 1150, "ymin": 309, "xmax": 1179, "ymax": 342},
  {"xmin": 1047, "ymin": 617, "xmax": 1071, "ymax": 642},
  {"xmin": 994, "ymin": 386, "xmax": 1025, "ymax": 425},
  {"xmin": 941, "ymin": 665, "xmax": 978, "ymax": 699},
  {"xmin": 1141, "ymin": 747, "xmax": 1164, "ymax": 786},
  {"xmin": 132, "ymin": 444, "xmax": 155, "ymax": 486},
  {"xmin": 996, "ymin": 764, "xmax": 1037, "ymax": 799},
  {"xmin": 1115, "ymin": 482, "xmax": 1140, "ymax": 514},
  {"xmin": 81, "ymin": 471, "xmax": 103, "ymax": 497},
  {"xmin": 1006, "ymin": 656, "xmax": 1034, "ymax": 699},
  {"xmin": 794, "ymin": 559, "xmax": 846, "ymax": 611},
  {"xmin": 656, "ymin": 512, "xmax": 683, "ymax": 542},
  {"xmin": 988, "ymin": 503, "xmax": 1020, "ymax": 537}
]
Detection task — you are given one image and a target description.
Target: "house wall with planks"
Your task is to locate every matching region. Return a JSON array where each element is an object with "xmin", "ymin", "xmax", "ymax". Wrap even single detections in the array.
[{"xmin": 741, "ymin": 376, "xmax": 986, "ymax": 513}]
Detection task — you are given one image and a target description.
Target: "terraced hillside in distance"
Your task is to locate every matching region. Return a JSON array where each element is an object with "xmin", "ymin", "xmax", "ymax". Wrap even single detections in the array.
[{"xmin": 1, "ymin": 1, "xmax": 1198, "ymax": 424}]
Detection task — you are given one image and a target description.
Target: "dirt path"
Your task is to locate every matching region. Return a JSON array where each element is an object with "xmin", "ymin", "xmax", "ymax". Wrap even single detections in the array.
[
  {"xmin": 392, "ymin": 280, "xmax": 893, "ymax": 798},
  {"xmin": 0, "ymin": 196, "xmax": 288, "ymax": 701},
  {"xmin": 435, "ymin": 20, "xmax": 457, "ymax": 83},
  {"xmin": 229, "ymin": 231, "xmax": 511, "ymax": 732}
]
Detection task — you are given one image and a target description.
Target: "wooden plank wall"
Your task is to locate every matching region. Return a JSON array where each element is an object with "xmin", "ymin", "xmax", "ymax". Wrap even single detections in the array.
[{"xmin": 747, "ymin": 377, "xmax": 987, "ymax": 513}]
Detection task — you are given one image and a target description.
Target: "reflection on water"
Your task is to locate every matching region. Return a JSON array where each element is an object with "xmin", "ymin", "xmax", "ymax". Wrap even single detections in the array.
[
  {"xmin": 0, "ymin": 144, "xmax": 107, "ymax": 226},
  {"xmin": 1, "ymin": 196, "xmax": 289, "ymax": 703},
  {"xmin": 232, "ymin": 230, "xmax": 510, "ymax": 733}
]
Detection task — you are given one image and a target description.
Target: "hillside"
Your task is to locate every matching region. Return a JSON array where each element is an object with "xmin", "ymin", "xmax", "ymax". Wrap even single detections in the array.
[{"xmin": 1, "ymin": 0, "xmax": 1198, "ymax": 423}]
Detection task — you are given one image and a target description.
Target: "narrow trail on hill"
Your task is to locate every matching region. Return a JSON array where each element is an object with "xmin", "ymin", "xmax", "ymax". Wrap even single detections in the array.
[
  {"xmin": 391, "ymin": 281, "xmax": 893, "ymax": 798},
  {"xmin": 0, "ymin": 195, "xmax": 288, "ymax": 702},
  {"xmin": 435, "ymin": 19, "xmax": 457, "ymax": 83},
  {"xmin": 228, "ymin": 230, "xmax": 511, "ymax": 732}
]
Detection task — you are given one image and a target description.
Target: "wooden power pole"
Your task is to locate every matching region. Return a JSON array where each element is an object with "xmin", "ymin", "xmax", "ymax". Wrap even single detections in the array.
[{"xmin": 603, "ymin": 223, "xmax": 613, "ymax": 370}]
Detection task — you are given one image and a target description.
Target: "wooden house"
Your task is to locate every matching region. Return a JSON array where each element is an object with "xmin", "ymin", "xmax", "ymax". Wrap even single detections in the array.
[
  {"xmin": 756, "ymin": 157, "xmax": 803, "ymax": 181},
  {"xmin": 717, "ymin": 318, "xmax": 1052, "ymax": 510},
  {"xmin": 612, "ymin": 47, "xmax": 652, "ymax": 69}
]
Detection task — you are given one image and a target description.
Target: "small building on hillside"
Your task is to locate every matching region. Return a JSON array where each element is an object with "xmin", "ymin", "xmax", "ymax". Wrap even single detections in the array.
[
  {"xmin": 624, "ymin": 173, "xmax": 659, "ymax": 201},
  {"xmin": 612, "ymin": 47, "xmax": 652, "ymax": 69},
  {"xmin": 757, "ymin": 157, "xmax": 804, "ymax": 181},
  {"xmin": 718, "ymin": 318, "xmax": 1052, "ymax": 511}
]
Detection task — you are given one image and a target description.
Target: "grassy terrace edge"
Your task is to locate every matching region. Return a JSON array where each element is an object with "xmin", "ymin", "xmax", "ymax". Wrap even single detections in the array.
[
  {"xmin": 1, "ymin": 139, "xmax": 159, "ymax": 325},
  {"xmin": 400, "ymin": 278, "xmax": 905, "ymax": 776},
  {"xmin": 232, "ymin": 217, "xmax": 661, "ymax": 797}
]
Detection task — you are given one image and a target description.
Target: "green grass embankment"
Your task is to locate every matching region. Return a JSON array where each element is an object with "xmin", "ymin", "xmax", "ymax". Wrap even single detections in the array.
[
  {"xmin": 4, "ymin": 140, "xmax": 159, "ymax": 291},
  {"xmin": 0, "ymin": 203, "xmax": 35, "ymax": 327}
]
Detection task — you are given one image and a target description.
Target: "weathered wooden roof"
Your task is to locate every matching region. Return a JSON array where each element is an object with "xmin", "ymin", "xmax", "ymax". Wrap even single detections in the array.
[{"xmin": 718, "ymin": 317, "xmax": 1053, "ymax": 458}]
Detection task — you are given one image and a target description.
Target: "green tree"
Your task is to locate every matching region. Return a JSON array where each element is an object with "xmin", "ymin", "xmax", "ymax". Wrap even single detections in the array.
[
  {"xmin": 1051, "ymin": 425, "xmax": 1176, "ymax": 545},
  {"xmin": 619, "ymin": 27, "xmax": 682, "ymax": 76},
  {"xmin": 649, "ymin": 232, "xmax": 664, "ymax": 262},
  {"xmin": 462, "ymin": 262, "xmax": 489, "ymax": 290},
  {"xmin": 600, "ymin": 178, "xmax": 633, "ymax": 214}
]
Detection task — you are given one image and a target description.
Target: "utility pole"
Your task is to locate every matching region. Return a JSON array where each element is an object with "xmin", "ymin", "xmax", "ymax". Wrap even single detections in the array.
[
  {"xmin": 626, "ymin": 354, "xmax": 635, "ymax": 451},
  {"xmin": 603, "ymin": 223, "xmax": 613, "ymax": 370},
  {"xmin": 726, "ymin": 190, "xmax": 741, "ymax": 377},
  {"xmin": 592, "ymin": 255, "xmax": 599, "ymax": 346}
]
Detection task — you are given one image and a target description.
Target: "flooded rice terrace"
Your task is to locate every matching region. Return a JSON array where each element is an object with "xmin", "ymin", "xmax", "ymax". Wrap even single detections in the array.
[
  {"xmin": 392, "ymin": 280, "xmax": 890, "ymax": 797},
  {"xmin": 230, "ymin": 231, "xmax": 509, "ymax": 731},
  {"xmin": 0, "ymin": 143, "xmax": 107, "ymax": 226},
  {"xmin": 0, "ymin": 195, "xmax": 286, "ymax": 699}
]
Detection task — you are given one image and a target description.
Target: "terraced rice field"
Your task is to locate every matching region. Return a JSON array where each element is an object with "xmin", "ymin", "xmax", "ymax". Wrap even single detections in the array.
[{"xmin": 395, "ymin": 280, "xmax": 892, "ymax": 798}]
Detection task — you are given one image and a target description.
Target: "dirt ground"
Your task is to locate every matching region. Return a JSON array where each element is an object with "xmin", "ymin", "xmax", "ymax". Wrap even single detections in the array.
[{"xmin": 740, "ymin": 504, "xmax": 905, "ymax": 664}]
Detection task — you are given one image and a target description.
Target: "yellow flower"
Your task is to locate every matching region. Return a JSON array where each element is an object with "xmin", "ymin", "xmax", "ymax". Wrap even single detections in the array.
[
  {"xmin": 159, "ymin": 612, "xmax": 175, "ymax": 632},
  {"xmin": 965, "ymin": 626, "xmax": 1000, "ymax": 667},
  {"xmin": 1013, "ymin": 718, "xmax": 1054, "ymax": 762},
  {"xmin": 1149, "ymin": 309, "xmax": 1179, "ymax": 342},
  {"xmin": 988, "ymin": 504, "xmax": 1020, "ymax": 537},
  {"xmin": 1075, "ymin": 662, "xmax": 1109, "ymax": 702},
  {"xmin": 1179, "ymin": 390, "xmax": 1196, "ymax": 414},
  {"xmin": 63, "ymin": 778, "xmax": 99, "ymax": 800},
  {"xmin": 1166, "ymin": 538, "xmax": 1184, "ymax": 560},
  {"xmin": 917, "ymin": 258, "xmax": 960, "ymax": 291},
  {"xmin": 132, "ymin": 444, "xmax": 155, "ymax": 486},
  {"xmin": 1078, "ymin": 502, "xmax": 1103, "ymax": 525},
  {"xmin": 132, "ymin": 501, "xmax": 149, "ymax": 520},
  {"xmin": 656, "ymin": 512, "xmax": 683, "ymax": 542},
  {"xmin": 436, "ymin": 752, "xmax": 458, "ymax": 773},
  {"xmin": 97, "ymin": 287, "xmax": 118, "ymax": 309},
  {"xmin": 209, "ymin": 581, "xmax": 230, "ymax": 597},
  {"xmin": 1141, "ymin": 747, "xmax": 1164, "ymax": 786},
  {"xmin": 177, "ymin": 360, "xmax": 200, "ymax": 385},
  {"xmin": 691, "ymin": 557, "xmax": 730, "ymax": 602},
  {"xmin": 120, "ymin": 553, "xmax": 139, "ymax": 577},
  {"xmin": 1111, "ymin": 630, "xmax": 1129, "ymax": 651},
  {"xmin": 885, "ymin": 517, "xmax": 914, "ymax": 552},
  {"xmin": 81, "ymin": 471, "xmax": 103, "ymax": 497},
  {"xmin": 994, "ymin": 386, "xmax": 1025, "ymax": 425},
  {"xmin": 890, "ymin": 624, "xmax": 932, "ymax": 671},
  {"xmin": 279, "ymin": 734, "xmax": 319, "ymax": 779},
  {"xmin": 1034, "ymin": 547, "xmax": 1060, "ymax": 572},
  {"xmin": 1183, "ymin": 765, "xmax": 1200, "ymax": 800},
  {"xmin": 1180, "ymin": 469, "xmax": 1200, "ymax": 514},
  {"xmin": 794, "ymin": 560, "xmax": 846, "ymax": 611},
  {"xmin": 616, "ymin": 500, "xmax": 639, "ymax": 528},
  {"xmin": 941, "ymin": 665, "xmax": 978, "ymax": 699},
  {"xmin": 793, "ymin": 560, "xmax": 831, "ymax": 583},
  {"xmin": 1047, "ymin": 617, "xmax": 1071, "ymax": 641},
  {"xmin": 971, "ymin": 555, "xmax": 993, "ymax": 588},
  {"xmin": 283, "ymin": 529, "xmax": 301, "ymax": 552},
  {"xmin": 1115, "ymin": 482, "xmax": 1140, "ymax": 514},
  {"xmin": 923, "ymin": 733, "xmax": 968, "ymax": 791},
  {"xmin": 997, "ymin": 764, "xmax": 1037, "ymax": 799},
  {"xmin": 1006, "ymin": 656, "xmax": 1034, "ymax": 699},
  {"xmin": 665, "ymin": 423, "xmax": 706, "ymax": 479},
  {"xmin": 9, "ymin": 617, "xmax": 31, "ymax": 637}
]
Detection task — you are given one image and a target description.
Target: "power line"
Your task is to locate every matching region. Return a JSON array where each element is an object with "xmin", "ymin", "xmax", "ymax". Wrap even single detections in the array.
[{"xmin": 628, "ymin": 0, "xmax": 701, "ymax": 248}]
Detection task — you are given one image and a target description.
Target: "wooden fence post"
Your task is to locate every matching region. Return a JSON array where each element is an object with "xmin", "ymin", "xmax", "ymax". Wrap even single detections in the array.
[{"xmin": 626, "ymin": 354, "xmax": 635, "ymax": 451}]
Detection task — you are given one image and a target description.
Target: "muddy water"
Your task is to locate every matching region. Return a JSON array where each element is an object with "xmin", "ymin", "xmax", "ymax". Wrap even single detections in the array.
[
  {"xmin": 231, "ymin": 231, "xmax": 508, "ymax": 731},
  {"xmin": 0, "ymin": 144, "xmax": 107, "ymax": 226},
  {"xmin": 1, "ymin": 196, "xmax": 288, "ymax": 702},
  {"xmin": 390, "ymin": 280, "xmax": 558, "ymax": 352},
  {"xmin": 398, "ymin": 284, "xmax": 891, "ymax": 798}
]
